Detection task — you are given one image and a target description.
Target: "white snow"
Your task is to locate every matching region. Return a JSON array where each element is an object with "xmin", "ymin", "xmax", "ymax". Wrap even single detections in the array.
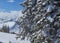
[
  {"xmin": 0, "ymin": 11, "xmax": 23, "ymax": 21},
  {"xmin": 0, "ymin": 24, "xmax": 3, "ymax": 29},
  {"xmin": 17, "ymin": 37, "xmax": 31, "ymax": 43},
  {"xmin": 0, "ymin": 10, "xmax": 27, "ymax": 43},
  {"xmin": 0, "ymin": 32, "xmax": 31, "ymax": 43},
  {"xmin": 47, "ymin": 16, "xmax": 54, "ymax": 22},
  {"xmin": 0, "ymin": 32, "xmax": 17, "ymax": 43},
  {"xmin": 47, "ymin": 5, "xmax": 55, "ymax": 13},
  {"xmin": 0, "ymin": 10, "xmax": 30, "ymax": 43},
  {"xmin": 10, "ymin": 27, "xmax": 20, "ymax": 34},
  {"xmin": 4, "ymin": 22, "xmax": 15, "ymax": 28},
  {"xmin": 0, "ymin": 21, "xmax": 15, "ymax": 29},
  {"xmin": 47, "ymin": 5, "xmax": 52, "ymax": 12}
]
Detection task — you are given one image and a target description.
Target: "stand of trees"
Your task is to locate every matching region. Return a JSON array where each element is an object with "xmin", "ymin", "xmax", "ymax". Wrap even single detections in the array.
[{"xmin": 0, "ymin": 25, "xmax": 9, "ymax": 33}]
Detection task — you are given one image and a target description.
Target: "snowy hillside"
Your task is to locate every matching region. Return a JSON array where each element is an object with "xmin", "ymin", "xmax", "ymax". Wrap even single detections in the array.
[
  {"xmin": 0, "ymin": 11, "xmax": 23, "ymax": 22},
  {"xmin": 0, "ymin": 22, "xmax": 15, "ymax": 29},
  {"xmin": 0, "ymin": 11, "xmax": 23, "ymax": 33},
  {"xmin": 0, "ymin": 11, "xmax": 29, "ymax": 43},
  {"xmin": 0, "ymin": 32, "xmax": 30, "ymax": 43},
  {"xmin": 0, "ymin": 21, "xmax": 20, "ymax": 33}
]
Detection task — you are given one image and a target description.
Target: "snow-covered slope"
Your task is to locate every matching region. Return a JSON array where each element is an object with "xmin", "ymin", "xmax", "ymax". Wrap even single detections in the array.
[
  {"xmin": 0, "ymin": 11, "xmax": 22, "ymax": 33},
  {"xmin": 0, "ymin": 11, "xmax": 29, "ymax": 43},
  {"xmin": 0, "ymin": 11, "xmax": 24, "ymax": 34},
  {"xmin": 0, "ymin": 11, "xmax": 23, "ymax": 22},
  {"xmin": 0, "ymin": 32, "xmax": 17, "ymax": 43},
  {"xmin": 0, "ymin": 21, "xmax": 15, "ymax": 29},
  {"xmin": 0, "ymin": 32, "xmax": 30, "ymax": 43},
  {"xmin": 0, "ymin": 21, "xmax": 20, "ymax": 34}
]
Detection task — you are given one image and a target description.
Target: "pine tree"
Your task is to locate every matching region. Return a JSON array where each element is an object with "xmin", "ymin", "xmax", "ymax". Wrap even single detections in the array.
[
  {"xmin": 19, "ymin": 0, "xmax": 60, "ymax": 43},
  {"xmin": 2, "ymin": 25, "xmax": 9, "ymax": 33}
]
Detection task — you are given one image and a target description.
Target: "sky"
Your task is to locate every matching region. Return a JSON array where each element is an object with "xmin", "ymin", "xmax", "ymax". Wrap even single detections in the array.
[
  {"xmin": 0, "ymin": 0, "xmax": 24, "ymax": 11},
  {"xmin": 0, "ymin": 0, "xmax": 24, "ymax": 20}
]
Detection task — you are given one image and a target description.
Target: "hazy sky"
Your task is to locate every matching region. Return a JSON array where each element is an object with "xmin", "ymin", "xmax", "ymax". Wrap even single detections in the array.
[
  {"xmin": 0, "ymin": 0, "xmax": 24, "ymax": 20},
  {"xmin": 0, "ymin": 0, "xmax": 24, "ymax": 12}
]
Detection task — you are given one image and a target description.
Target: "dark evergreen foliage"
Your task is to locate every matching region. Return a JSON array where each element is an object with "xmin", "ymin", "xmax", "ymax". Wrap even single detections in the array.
[{"xmin": 18, "ymin": 0, "xmax": 60, "ymax": 43}]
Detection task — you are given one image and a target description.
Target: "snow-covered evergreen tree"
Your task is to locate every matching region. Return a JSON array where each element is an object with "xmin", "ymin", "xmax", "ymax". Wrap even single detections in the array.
[{"xmin": 18, "ymin": 0, "xmax": 60, "ymax": 43}]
